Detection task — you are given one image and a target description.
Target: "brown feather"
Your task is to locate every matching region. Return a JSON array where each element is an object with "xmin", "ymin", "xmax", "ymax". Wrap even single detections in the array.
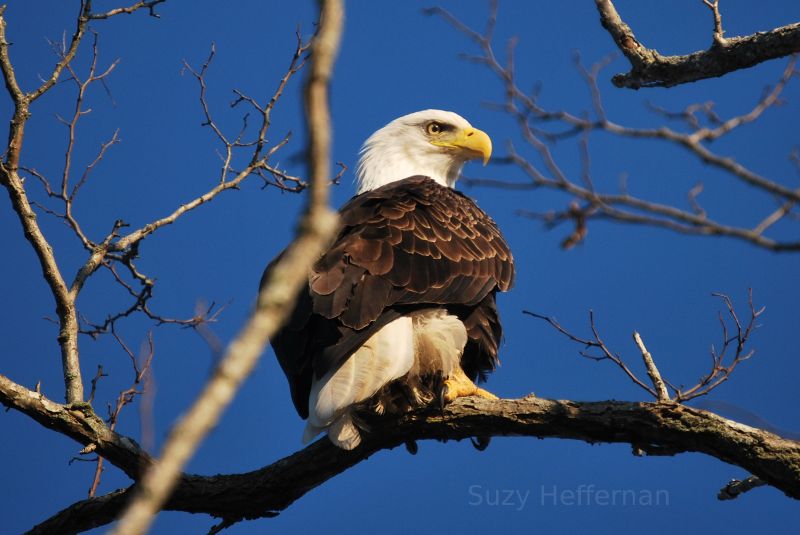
[{"xmin": 268, "ymin": 176, "xmax": 515, "ymax": 418}]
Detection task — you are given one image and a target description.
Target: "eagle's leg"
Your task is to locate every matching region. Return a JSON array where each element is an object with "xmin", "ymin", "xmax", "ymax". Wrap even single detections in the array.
[{"xmin": 441, "ymin": 367, "xmax": 498, "ymax": 403}]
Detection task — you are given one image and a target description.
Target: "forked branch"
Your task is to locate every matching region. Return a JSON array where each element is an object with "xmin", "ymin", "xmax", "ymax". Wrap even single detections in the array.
[
  {"xmin": 594, "ymin": 0, "xmax": 800, "ymax": 88},
  {"xmin": 527, "ymin": 291, "xmax": 762, "ymax": 403}
]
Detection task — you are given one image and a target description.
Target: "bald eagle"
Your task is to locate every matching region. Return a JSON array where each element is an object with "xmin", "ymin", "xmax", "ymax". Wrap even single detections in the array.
[{"xmin": 267, "ymin": 110, "xmax": 514, "ymax": 449}]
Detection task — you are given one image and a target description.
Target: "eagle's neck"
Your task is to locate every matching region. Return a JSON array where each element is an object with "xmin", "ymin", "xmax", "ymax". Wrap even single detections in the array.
[{"xmin": 356, "ymin": 140, "xmax": 464, "ymax": 194}]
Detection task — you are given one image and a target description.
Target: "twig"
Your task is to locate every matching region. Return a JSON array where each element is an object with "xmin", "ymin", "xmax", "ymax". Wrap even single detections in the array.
[
  {"xmin": 523, "ymin": 310, "xmax": 658, "ymax": 398},
  {"xmin": 672, "ymin": 290, "xmax": 763, "ymax": 402},
  {"xmin": 34, "ymin": 30, "xmax": 121, "ymax": 251},
  {"xmin": 87, "ymin": 365, "xmax": 106, "ymax": 405},
  {"xmin": 702, "ymin": 0, "xmax": 727, "ymax": 47},
  {"xmin": 110, "ymin": 35, "xmax": 311, "ymax": 255},
  {"xmin": 528, "ymin": 292, "xmax": 760, "ymax": 404},
  {"xmin": 718, "ymin": 475, "xmax": 767, "ymax": 500},
  {"xmin": 633, "ymin": 331, "xmax": 670, "ymax": 401},
  {"xmin": 87, "ymin": 331, "xmax": 155, "ymax": 497},
  {"xmin": 88, "ymin": 1, "xmax": 168, "ymax": 20}
]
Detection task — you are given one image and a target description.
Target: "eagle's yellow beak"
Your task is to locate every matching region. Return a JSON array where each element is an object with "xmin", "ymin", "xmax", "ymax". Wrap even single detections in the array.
[{"xmin": 433, "ymin": 127, "xmax": 492, "ymax": 165}]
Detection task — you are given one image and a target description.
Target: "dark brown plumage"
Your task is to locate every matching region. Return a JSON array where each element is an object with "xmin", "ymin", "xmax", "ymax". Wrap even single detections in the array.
[{"xmin": 267, "ymin": 175, "xmax": 514, "ymax": 419}]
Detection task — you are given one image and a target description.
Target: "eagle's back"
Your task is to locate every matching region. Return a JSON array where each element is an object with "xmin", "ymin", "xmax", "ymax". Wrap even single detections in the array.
[{"xmin": 267, "ymin": 176, "xmax": 514, "ymax": 418}]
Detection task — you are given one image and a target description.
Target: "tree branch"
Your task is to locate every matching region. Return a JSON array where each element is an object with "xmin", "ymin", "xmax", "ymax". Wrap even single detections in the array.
[
  {"xmin": 0, "ymin": 163, "xmax": 87, "ymax": 402},
  {"xmin": 28, "ymin": 396, "xmax": 800, "ymax": 533},
  {"xmin": 633, "ymin": 331, "xmax": 670, "ymax": 401},
  {"xmin": 107, "ymin": 1, "xmax": 343, "ymax": 533},
  {"xmin": 88, "ymin": 0, "xmax": 167, "ymax": 20},
  {"xmin": 0, "ymin": 373, "xmax": 152, "ymax": 480},
  {"xmin": 594, "ymin": 0, "xmax": 800, "ymax": 88},
  {"xmin": 718, "ymin": 475, "xmax": 767, "ymax": 500}
]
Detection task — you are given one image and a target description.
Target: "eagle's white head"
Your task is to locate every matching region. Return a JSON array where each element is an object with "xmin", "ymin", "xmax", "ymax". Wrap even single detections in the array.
[{"xmin": 355, "ymin": 109, "xmax": 492, "ymax": 194}]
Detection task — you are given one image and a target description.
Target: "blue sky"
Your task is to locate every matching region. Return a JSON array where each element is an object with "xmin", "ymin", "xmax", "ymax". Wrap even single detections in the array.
[{"xmin": 1, "ymin": 1, "xmax": 798, "ymax": 533}]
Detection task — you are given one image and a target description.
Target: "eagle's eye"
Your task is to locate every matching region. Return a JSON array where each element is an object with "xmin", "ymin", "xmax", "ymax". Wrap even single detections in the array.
[{"xmin": 426, "ymin": 122, "xmax": 444, "ymax": 135}]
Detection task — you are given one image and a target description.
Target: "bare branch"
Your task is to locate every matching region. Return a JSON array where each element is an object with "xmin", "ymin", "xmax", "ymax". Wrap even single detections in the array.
[
  {"xmin": 1, "ymin": 147, "xmax": 84, "ymax": 403},
  {"xmin": 31, "ymin": 30, "xmax": 122, "ymax": 251},
  {"xmin": 0, "ymin": 8, "xmax": 88, "ymax": 402},
  {"xmin": 645, "ymin": 100, "xmax": 721, "ymax": 130},
  {"xmin": 111, "ymin": 34, "xmax": 312, "ymax": 254},
  {"xmin": 41, "ymin": 31, "xmax": 313, "ymax": 354},
  {"xmin": 702, "ymin": 0, "xmax": 727, "ymax": 48},
  {"xmin": 673, "ymin": 291, "xmax": 763, "ymax": 402},
  {"xmin": 88, "ymin": 0, "xmax": 168, "ymax": 20},
  {"xmin": 0, "ymin": 373, "xmax": 152, "ymax": 480},
  {"xmin": 428, "ymin": 5, "xmax": 800, "ymax": 252},
  {"xmin": 181, "ymin": 45, "xmax": 230, "ymax": 150},
  {"xmin": 27, "ymin": 4, "xmax": 90, "ymax": 103},
  {"xmin": 523, "ymin": 310, "xmax": 659, "ymax": 398},
  {"xmin": 108, "ymin": 1, "xmax": 343, "ymax": 532},
  {"xmin": 690, "ymin": 57, "xmax": 797, "ymax": 143},
  {"xmin": 529, "ymin": 292, "xmax": 760, "ymax": 404},
  {"xmin": 594, "ymin": 0, "xmax": 800, "ymax": 88},
  {"xmin": 0, "ymin": 6, "xmax": 23, "ymax": 104},
  {"xmin": 752, "ymin": 200, "xmax": 796, "ymax": 236},
  {"xmin": 87, "ymin": 331, "xmax": 155, "ymax": 497},
  {"xmin": 633, "ymin": 331, "xmax": 670, "ymax": 401},
  {"xmin": 87, "ymin": 366, "xmax": 106, "ymax": 405},
  {"xmin": 719, "ymin": 475, "xmax": 767, "ymax": 500}
]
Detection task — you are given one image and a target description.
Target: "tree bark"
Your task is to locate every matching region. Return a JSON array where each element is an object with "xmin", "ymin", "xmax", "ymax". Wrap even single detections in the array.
[
  {"xmin": 24, "ymin": 395, "xmax": 800, "ymax": 534},
  {"xmin": 0, "ymin": 374, "xmax": 150, "ymax": 480},
  {"xmin": 595, "ymin": 0, "xmax": 800, "ymax": 88}
]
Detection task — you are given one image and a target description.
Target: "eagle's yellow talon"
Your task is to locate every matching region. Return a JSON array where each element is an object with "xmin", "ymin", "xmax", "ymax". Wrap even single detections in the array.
[
  {"xmin": 441, "ymin": 369, "xmax": 497, "ymax": 403},
  {"xmin": 474, "ymin": 387, "xmax": 498, "ymax": 400}
]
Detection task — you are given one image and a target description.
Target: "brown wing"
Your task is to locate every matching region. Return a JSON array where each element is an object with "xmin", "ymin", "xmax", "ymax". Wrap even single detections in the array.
[{"xmin": 268, "ymin": 176, "xmax": 514, "ymax": 418}]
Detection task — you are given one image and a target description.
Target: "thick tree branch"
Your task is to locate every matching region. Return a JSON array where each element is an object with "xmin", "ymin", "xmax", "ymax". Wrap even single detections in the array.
[
  {"xmin": 0, "ymin": 163, "xmax": 85, "ymax": 403},
  {"xmin": 28, "ymin": 396, "xmax": 800, "ymax": 534},
  {"xmin": 0, "ymin": 374, "xmax": 152, "ymax": 480},
  {"xmin": 594, "ymin": 0, "xmax": 800, "ymax": 88}
]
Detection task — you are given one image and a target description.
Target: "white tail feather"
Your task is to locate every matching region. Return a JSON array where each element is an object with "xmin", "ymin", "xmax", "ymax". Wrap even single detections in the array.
[
  {"xmin": 303, "ymin": 311, "xmax": 469, "ymax": 449},
  {"xmin": 301, "ymin": 413, "xmax": 362, "ymax": 450},
  {"xmin": 305, "ymin": 317, "xmax": 414, "ymax": 447}
]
